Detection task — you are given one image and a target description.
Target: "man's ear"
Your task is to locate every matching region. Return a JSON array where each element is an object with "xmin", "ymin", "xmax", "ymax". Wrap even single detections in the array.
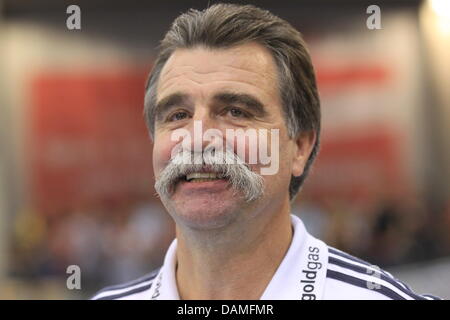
[{"xmin": 292, "ymin": 130, "xmax": 316, "ymax": 177}]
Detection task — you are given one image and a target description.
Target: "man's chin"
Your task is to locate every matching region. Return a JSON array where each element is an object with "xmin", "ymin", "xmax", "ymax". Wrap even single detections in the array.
[{"xmin": 165, "ymin": 195, "xmax": 242, "ymax": 230}]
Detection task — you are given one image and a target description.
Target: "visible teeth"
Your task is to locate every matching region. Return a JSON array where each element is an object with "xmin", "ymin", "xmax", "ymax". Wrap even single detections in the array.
[
  {"xmin": 186, "ymin": 172, "xmax": 220, "ymax": 181},
  {"xmin": 189, "ymin": 178, "xmax": 218, "ymax": 183}
]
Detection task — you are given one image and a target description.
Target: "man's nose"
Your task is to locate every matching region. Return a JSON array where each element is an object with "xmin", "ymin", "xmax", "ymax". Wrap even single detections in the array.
[{"xmin": 185, "ymin": 108, "xmax": 223, "ymax": 152}]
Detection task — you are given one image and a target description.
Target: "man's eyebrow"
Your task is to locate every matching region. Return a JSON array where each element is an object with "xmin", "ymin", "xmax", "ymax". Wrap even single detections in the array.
[
  {"xmin": 213, "ymin": 92, "xmax": 268, "ymax": 117},
  {"xmin": 154, "ymin": 92, "xmax": 191, "ymax": 119}
]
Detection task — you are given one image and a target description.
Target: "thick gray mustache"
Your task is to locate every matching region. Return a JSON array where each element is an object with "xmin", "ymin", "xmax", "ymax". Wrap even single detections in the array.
[{"xmin": 154, "ymin": 148, "xmax": 264, "ymax": 202}]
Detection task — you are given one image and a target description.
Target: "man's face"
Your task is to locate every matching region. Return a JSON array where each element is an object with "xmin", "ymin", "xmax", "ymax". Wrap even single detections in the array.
[{"xmin": 152, "ymin": 42, "xmax": 304, "ymax": 229}]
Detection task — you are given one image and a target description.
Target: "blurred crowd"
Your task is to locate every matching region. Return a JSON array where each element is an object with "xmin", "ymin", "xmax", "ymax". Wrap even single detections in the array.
[
  {"xmin": 7, "ymin": 192, "xmax": 450, "ymax": 298},
  {"xmin": 9, "ymin": 198, "xmax": 174, "ymax": 296},
  {"xmin": 297, "ymin": 193, "xmax": 450, "ymax": 267}
]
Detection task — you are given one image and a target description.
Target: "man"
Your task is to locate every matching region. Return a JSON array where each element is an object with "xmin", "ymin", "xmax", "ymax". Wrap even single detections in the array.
[{"xmin": 92, "ymin": 3, "xmax": 440, "ymax": 300}]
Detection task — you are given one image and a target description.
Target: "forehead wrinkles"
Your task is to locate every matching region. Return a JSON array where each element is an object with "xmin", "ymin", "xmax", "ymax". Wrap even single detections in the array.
[
  {"xmin": 157, "ymin": 67, "xmax": 275, "ymax": 99},
  {"xmin": 156, "ymin": 46, "xmax": 279, "ymax": 100}
]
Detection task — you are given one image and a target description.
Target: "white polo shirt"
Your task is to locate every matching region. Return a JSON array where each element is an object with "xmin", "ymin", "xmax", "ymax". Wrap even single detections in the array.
[{"xmin": 92, "ymin": 215, "xmax": 441, "ymax": 300}]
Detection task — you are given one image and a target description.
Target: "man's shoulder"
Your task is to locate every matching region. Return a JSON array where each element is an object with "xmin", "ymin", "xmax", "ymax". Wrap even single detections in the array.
[
  {"xmin": 323, "ymin": 245, "xmax": 441, "ymax": 300},
  {"xmin": 90, "ymin": 268, "xmax": 161, "ymax": 300}
]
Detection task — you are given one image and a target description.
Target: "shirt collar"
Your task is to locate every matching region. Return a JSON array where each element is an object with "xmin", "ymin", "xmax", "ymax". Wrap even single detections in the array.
[
  {"xmin": 260, "ymin": 214, "xmax": 308, "ymax": 299},
  {"xmin": 149, "ymin": 238, "xmax": 179, "ymax": 300},
  {"xmin": 148, "ymin": 214, "xmax": 328, "ymax": 300}
]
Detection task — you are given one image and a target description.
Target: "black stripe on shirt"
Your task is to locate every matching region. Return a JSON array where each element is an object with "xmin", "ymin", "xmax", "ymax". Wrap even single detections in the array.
[
  {"xmin": 95, "ymin": 282, "xmax": 154, "ymax": 300},
  {"xmin": 330, "ymin": 247, "xmax": 419, "ymax": 293},
  {"xmin": 422, "ymin": 294, "xmax": 442, "ymax": 300},
  {"xmin": 97, "ymin": 269, "xmax": 159, "ymax": 292},
  {"xmin": 328, "ymin": 246, "xmax": 414, "ymax": 291},
  {"xmin": 326, "ymin": 269, "xmax": 406, "ymax": 300},
  {"xmin": 328, "ymin": 247, "xmax": 391, "ymax": 276},
  {"xmin": 91, "ymin": 269, "xmax": 159, "ymax": 299},
  {"xmin": 328, "ymin": 256, "xmax": 427, "ymax": 300}
]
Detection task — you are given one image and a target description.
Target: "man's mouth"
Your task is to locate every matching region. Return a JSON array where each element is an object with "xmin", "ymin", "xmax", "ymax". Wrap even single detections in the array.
[{"xmin": 185, "ymin": 172, "xmax": 226, "ymax": 183}]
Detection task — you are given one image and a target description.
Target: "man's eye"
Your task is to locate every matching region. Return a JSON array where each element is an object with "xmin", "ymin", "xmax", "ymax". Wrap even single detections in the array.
[
  {"xmin": 168, "ymin": 111, "xmax": 189, "ymax": 122},
  {"xmin": 227, "ymin": 107, "xmax": 248, "ymax": 118}
]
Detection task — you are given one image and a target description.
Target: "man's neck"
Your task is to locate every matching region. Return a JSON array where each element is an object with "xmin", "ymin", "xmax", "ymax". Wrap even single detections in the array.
[{"xmin": 175, "ymin": 201, "xmax": 293, "ymax": 300}]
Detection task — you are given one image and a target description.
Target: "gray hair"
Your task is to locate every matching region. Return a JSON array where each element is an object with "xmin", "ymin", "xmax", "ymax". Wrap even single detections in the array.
[
  {"xmin": 155, "ymin": 145, "xmax": 264, "ymax": 202},
  {"xmin": 144, "ymin": 3, "xmax": 321, "ymax": 201}
]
